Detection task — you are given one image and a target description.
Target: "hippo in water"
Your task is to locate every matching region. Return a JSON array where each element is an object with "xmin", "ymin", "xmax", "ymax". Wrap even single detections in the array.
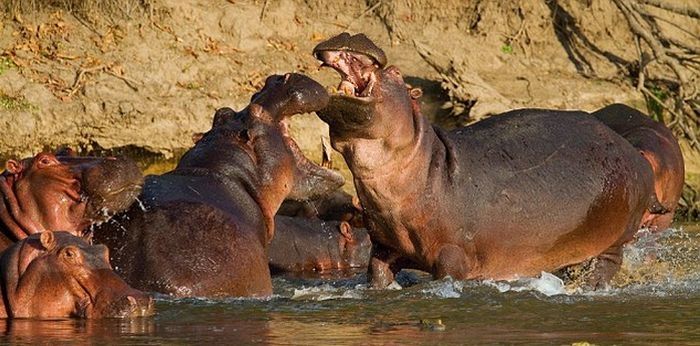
[
  {"xmin": 94, "ymin": 73, "xmax": 344, "ymax": 297},
  {"xmin": 593, "ymin": 104, "xmax": 684, "ymax": 231},
  {"xmin": 0, "ymin": 152, "xmax": 142, "ymax": 250},
  {"xmin": 269, "ymin": 216, "xmax": 371, "ymax": 276},
  {"xmin": 272, "ymin": 188, "xmax": 370, "ymax": 276},
  {"xmin": 313, "ymin": 33, "xmax": 658, "ymax": 288},
  {"xmin": 0, "ymin": 231, "xmax": 153, "ymax": 318}
]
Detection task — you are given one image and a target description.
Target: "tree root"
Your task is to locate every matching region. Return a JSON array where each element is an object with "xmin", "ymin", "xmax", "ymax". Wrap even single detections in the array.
[{"xmin": 612, "ymin": 0, "xmax": 699, "ymax": 149}]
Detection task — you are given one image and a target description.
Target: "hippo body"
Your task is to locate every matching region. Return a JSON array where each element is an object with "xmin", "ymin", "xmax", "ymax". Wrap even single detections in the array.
[
  {"xmin": 95, "ymin": 73, "xmax": 344, "ymax": 298},
  {"xmin": 0, "ymin": 231, "xmax": 152, "ymax": 319},
  {"xmin": 593, "ymin": 103, "xmax": 684, "ymax": 231},
  {"xmin": 0, "ymin": 152, "xmax": 142, "ymax": 250},
  {"xmin": 313, "ymin": 33, "xmax": 656, "ymax": 287},
  {"xmin": 270, "ymin": 215, "xmax": 371, "ymax": 276}
]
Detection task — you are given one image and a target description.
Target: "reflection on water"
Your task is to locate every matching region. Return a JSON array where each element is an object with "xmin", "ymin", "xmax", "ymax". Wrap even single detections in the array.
[{"xmin": 1, "ymin": 225, "xmax": 699, "ymax": 344}]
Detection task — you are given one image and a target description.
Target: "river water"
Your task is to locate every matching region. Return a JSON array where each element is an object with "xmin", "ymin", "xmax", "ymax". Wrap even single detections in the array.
[{"xmin": 1, "ymin": 225, "xmax": 699, "ymax": 344}]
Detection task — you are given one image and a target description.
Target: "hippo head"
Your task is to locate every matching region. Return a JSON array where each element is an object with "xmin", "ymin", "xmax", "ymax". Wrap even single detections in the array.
[
  {"xmin": 0, "ymin": 231, "xmax": 153, "ymax": 318},
  {"xmin": 337, "ymin": 221, "xmax": 372, "ymax": 270},
  {"xmin": 313, "ymin": 32, "xmax": 415, "ymax": 139},
  {"xmin": 0, "ymin": 152, "xmax": 143, "ymax": 243},
  {"xmin": 191, "ymin": 73, "xmax": 345, "ymax": 241}
]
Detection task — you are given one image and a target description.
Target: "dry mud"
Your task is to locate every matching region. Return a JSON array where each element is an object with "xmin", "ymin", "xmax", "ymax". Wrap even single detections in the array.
[{"xmin": 0, "ymin": 0, "xmax": 697, "ymax": 199}]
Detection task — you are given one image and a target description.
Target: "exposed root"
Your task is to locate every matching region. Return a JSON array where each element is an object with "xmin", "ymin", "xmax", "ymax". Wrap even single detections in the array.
[
  {"xmin": 612, "ymin": 0, "xmax": 700, "ymax": 148},
  {"xmin": 639, "ymin": 0, "xmax": 700, "ymax": 20}
]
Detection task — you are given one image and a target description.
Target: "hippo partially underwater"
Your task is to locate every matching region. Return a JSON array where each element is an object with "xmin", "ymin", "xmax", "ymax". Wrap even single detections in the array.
[
  {"xmin": 312, "ymin": 32, "xmax": 683, "ymax": 288},
  {"xmin": 94, "ymin": 73, "xmax": 345, "ymax": 297},
  {"xmin": 0, "ymin": 231, "xmax": 153, "ymax": 318}
]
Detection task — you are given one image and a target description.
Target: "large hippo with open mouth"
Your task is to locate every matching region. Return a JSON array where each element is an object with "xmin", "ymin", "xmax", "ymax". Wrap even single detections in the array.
[
  {"xmin": 94, "ymin": 73, "xmax": 344, "ymax": 297},
  {"xmin": 0, "ymin": 231, "xmax": 153, "ymax": 318},
  {"xmin": 593, "ymin": 103, "xmax": 684, "ymax": 231},
  {"xmin": 0, "ymin": 152, "xmax": 143, "ymax": 250},
  {"xmin": 313, "ymin": 33, "xmax": 659, "ymax": 288}
]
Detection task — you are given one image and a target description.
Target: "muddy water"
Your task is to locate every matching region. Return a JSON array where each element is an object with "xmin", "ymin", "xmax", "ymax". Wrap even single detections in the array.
[{"xmin": 0, "ymin": 226, "xmax": 698, "ymax": 344}]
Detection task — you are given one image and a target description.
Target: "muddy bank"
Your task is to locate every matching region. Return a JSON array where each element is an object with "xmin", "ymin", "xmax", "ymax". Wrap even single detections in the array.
[{"xmin": 0, "ymin": 0, "xmax": 697, "ymax": 207}]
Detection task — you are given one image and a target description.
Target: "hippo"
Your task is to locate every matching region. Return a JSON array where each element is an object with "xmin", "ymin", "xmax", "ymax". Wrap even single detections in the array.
[
  {"xmin": 593, "ymin": 103, "xmax": 684, "ymax": 231},
  {"xmin": 269, "ymin": 216, "xmax": 371, "ymax": 276},
  {"xmin": 313, "ymin": 33, "xmax": 658, "ymax": 288},
  {"xmin": 278, "ymin": 188, "xmax": 364, "ymax": 227},
  {"xmin": 0, "ymin": 231, "xmax": 153, "ymax": 318},
  {"xmin": 94, "ymin": 73, "xmax": 344, "ymax": 297},
  {"xmin": 0, "ymin": 152, "xmax": 143, "ymax": 250}
]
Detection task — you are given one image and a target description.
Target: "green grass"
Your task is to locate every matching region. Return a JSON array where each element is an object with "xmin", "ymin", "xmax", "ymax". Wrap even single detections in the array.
[
  {"xmin": 645, "ymin": 85, "xmax": 668, "ymax": 122},
  {"xmin": 500, "ymin": 44, "xmax": 513, "ymax": 54},
  {"xmin": 0, "ymin": 92, "xmax": 34, "ymax": 111},
  {"xmin": 0, "ymin": 57, "xmax": 15, "ymax": 76}
]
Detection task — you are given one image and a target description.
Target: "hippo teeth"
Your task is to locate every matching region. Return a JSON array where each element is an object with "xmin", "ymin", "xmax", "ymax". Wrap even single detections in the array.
[
  {"xmin": 339, "ymin": 80, "xmax": 356, "ymax": 96},
  {"xmin": 359, "ymin": 73, "xmax": 376, "ymax": 97}
]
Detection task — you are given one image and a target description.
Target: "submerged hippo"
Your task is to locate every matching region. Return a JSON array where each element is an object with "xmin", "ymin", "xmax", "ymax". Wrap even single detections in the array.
[
  {"xmin": 94, "ymin": 73, "xmax": 344, "ymax": 297},
  {"xmin": 0, "ymin": 152, "xmax": 142, "ymax": 250},
  {"xmin": 270, "ymin": 216, "xmax": 371, "ymax": 276},
  {"xmin": 313, "ymin": 33, "xmax": 658, "ymax": 288},
  {"xmin": 593, "ymin": 104, "xmax": 684, "ymax": 231},
  {"xmin": 0, "ymin": 231, "xmax": 153, "ymax": 318}
]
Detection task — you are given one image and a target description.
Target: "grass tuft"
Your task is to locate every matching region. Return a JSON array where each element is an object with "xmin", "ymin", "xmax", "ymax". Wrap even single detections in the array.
[{"xmin": 0, "ymin": 92, "xmax": 35, "ymax": 111}]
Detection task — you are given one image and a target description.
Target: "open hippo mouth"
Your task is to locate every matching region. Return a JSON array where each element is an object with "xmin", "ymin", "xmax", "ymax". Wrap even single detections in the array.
[{"xmin": 313, "ymin": 33, "xmax": 387, "ymax": 102}]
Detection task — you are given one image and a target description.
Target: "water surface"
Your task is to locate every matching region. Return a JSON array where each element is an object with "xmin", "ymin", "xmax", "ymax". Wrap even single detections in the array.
[{"xmin": 2, "ymin": 225, "xmax": 699, "ymax": 344}]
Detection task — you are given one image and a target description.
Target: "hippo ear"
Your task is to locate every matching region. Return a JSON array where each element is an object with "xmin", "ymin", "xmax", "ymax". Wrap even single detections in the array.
[
  {"xmin": 339, "ymin": 221, "xmax": 354, "ymax": 242},
  {"xmin": 39, "ymin": 231, "xmax": 56, "ymax": 251},
  {"xmin": 213, "ymin": 107, "xmax": 238, "ymax": 127},
  {"xmin": 5, "ymin": 160, "xmax": 22, "ymax": 174},
  {"xmin": 192, "ymin": 132, "xmax": 205, "ymax": 144}
]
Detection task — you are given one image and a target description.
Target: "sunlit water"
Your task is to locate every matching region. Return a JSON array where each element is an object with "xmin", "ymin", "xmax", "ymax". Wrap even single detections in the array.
[{"xmin": 2, "ymin": 225, "xmax": 700, "ymax": 344}]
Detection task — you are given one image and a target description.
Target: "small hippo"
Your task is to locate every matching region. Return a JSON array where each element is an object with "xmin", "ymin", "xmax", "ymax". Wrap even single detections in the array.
[
  {"xmin": 313, "ymin": 33, "xmax": 658, "ymax": 288},
  {"xmin": 0, "ymin": 152, "xmax": 143, "ymax": 250},
  {"xmin": 270, "ymin": 216, "xmax": 371, "ymax": 276},
  {"xmin": 0, "ymin": 231, "xmax": 153, "ymax": 318},
  {"xmin": 593, "ymin": 104, "xmax": 684, "ymax": 231},
  {"xmin": 94, "ymin": 73, "xmax": 344, "ymax": 297}
]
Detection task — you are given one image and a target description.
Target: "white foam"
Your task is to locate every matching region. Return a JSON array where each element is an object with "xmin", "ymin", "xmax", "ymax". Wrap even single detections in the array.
[
  {"xmin": 291, "ymin": 284, "xmax": 362, "ymax": 301},
  {"xmin": 484, "ymin": 272, "xmax": 567, "ymax": 297},
  {"xmin": 420, "ymin": 277, "xmax": 465, "ymax": 298}
]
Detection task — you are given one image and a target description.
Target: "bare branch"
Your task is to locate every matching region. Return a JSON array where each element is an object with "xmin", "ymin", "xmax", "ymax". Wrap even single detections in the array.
[{"xmin": 639, "ymin": 0, "xmax": 700, "ymax": 19}]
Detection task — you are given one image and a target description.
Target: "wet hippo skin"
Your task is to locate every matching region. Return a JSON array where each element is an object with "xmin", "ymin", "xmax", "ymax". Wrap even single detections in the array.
[
  {"xmin": 94, "ymin": 73, "xmax": 344, "ymax": 298},
  {"xmin": 0, "ymin": 231, "xmax": 153, "ymax": 318},
  {"xmin": 270, "ymin": 216, "xmax": 371, "ymax": 276},
  {"xmin": 313, "ymin": 33, "xmax": 660, "ymax": 288},
  {"xmin": 0, "ymin": 152, "xmax": 143, "ymax": 250},
  {"xmin": 593, "ymin": 103, "xmax": 684, "ymax": 231}
]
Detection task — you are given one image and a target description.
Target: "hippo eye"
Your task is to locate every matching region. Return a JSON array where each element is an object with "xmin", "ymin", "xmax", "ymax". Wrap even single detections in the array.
[
  {"xmin": 61, "ymin": 246, "xmax": 81, "ymax": 264},
  {"xmin": 37, "ymin": 155, "xmax": 58, "ymax": 168}
]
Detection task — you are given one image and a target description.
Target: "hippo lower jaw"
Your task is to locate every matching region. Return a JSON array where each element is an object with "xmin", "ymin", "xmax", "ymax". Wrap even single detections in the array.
[{"xmin": 81, "ymin": 294, "xmax": 154, "ymax": 319}]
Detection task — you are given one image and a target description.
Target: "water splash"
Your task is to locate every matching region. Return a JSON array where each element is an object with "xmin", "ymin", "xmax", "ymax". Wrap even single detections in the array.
[
  {"xmin": 290, "ymin": 284, "xmax": 363, "ymax": 301},
  {"xmin": 420, "ymin": 277, "xmax": 465, "ymax": 298},
  {"xmin": 485, "ymin": 272, "xmax": 567, "ymax": 297}
]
